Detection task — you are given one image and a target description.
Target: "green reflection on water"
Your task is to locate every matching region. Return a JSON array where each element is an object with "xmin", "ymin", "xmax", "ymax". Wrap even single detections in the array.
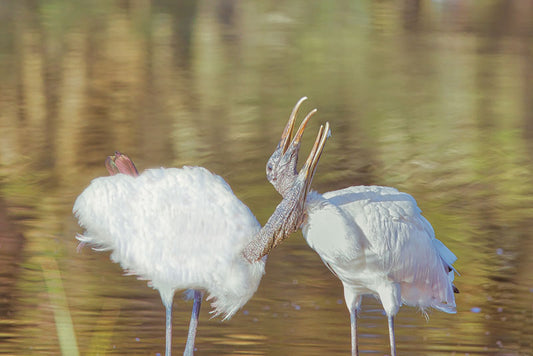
[{"xmin": 1, "ymin": 0, "xmax": 532, "ymax": 355}]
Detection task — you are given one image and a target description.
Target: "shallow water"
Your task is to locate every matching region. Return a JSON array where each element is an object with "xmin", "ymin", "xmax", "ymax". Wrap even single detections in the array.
[{"xmin": 1, "ymin": 1, "xmax": 532, "ymax": 355}]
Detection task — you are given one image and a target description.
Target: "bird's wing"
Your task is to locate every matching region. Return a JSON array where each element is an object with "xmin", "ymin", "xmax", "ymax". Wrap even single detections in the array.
[
  {"xmin": 324, "ymin": 186, "xmax": 427, "ymax": 250},
  {"xmin": 324, "ymin": 186, "xmax": 456, "ymax": 310}
]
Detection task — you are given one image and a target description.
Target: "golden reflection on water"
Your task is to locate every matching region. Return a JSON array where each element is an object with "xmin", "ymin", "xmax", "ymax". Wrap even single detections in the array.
[{"xmin": 1, "ymin": 0, "xmax": 533, "ymax": 355}]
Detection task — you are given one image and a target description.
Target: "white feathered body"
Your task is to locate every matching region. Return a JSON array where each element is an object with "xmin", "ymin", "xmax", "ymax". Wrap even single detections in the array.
[
  {"xmin": 302, "ymin": 186, "xmax": 457, "ymax": 316},
  {"xmin": 73, "ymin": 166, "xmax": 265, "ymax": 318}
]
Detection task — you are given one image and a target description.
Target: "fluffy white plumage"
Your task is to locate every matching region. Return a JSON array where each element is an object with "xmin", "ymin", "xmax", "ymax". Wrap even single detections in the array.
[
  {"xmin": 303, "ymin": 186, "xmax": 457, "ymax": 317},
  {"xmin": 73, "ymin": 166, "xmax": 265, "ymax": 319}
]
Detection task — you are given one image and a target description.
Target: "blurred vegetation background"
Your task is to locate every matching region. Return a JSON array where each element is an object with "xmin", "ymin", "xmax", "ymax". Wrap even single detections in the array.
[{"xmin": 0, "ymin": 0, "xmax": 532, "ymax": 355}]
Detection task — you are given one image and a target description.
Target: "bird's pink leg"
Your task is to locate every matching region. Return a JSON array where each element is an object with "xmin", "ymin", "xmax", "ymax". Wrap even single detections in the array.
[
  {"xmin": 350, "ymin": 308, "xmax": 359, "ymax": 356},
  {"xmin": 183, "ymin": 290, "xmax": 202, "ymax": 356},
  {"xmin": 387, "ymin": 315, "xmax": 396, "ymax": 356}
]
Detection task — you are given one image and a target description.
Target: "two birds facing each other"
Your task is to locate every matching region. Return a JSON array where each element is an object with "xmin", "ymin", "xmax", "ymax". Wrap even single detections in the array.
[{"xmin": 73, "ymin": 97, "xmax": 459, "ymax": 356}]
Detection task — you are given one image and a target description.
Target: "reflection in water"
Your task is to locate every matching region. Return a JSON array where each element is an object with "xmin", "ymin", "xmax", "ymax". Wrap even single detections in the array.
[{"xmin": 0, "ymin": 0, "xmax": 533, "ymax": 355}]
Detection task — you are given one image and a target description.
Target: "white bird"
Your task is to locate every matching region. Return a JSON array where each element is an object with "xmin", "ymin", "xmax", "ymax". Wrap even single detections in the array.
[
  {"xmin": 72, "ymin": 120, "xmax": 329, "ymax": 356},
  {"xmin": 265, "ymin": 97, "xmax": 459, "ymax": 356}
]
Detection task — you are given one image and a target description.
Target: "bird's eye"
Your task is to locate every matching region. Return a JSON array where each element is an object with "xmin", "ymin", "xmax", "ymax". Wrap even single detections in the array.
[{"xmin": 266, "ymin": 164, "xmax": 273, "ymax": 173}]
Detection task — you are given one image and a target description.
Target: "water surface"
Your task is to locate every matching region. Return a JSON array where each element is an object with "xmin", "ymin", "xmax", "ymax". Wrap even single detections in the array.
[{"xmin": 1, "ymin": 1, "xmax": 532, "ymax": 355}]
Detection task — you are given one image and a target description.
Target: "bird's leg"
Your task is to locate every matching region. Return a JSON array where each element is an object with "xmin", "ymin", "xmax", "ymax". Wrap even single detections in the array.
[
  {"xmin": 183, "ymin": 290, "xmax": 203, "ymax": 356},
  {"xmin": 350, "ymin": 308, "xmax": 359, "ymax": 356},
  {"xmin": 387, "ymin": 315, "xmax": 396, "ymax": 356},
  {"xmin": 344, "ymin": 288, "xmax": 361, "ymax": 356},
  {"xmin": 159, "ymin": 289, "xmax": 176, "ymax": 356},
  {"xmin": 378, "ymin": 283, "xmax": 400, "ymax": 356},
  {"xmin": 164, "ymin": 300, "xmax": 173, "ymax": 356}
]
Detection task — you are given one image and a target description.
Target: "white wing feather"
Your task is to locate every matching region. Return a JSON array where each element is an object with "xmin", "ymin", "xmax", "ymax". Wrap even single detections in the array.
[{"xmin": 309, "ymin": 186, "xmax": 457, "ymax": 313}]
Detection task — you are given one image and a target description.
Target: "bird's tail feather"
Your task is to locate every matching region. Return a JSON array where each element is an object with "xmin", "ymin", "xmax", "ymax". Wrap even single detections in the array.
[{"xmin": 433, "ymin": 238, "xmax": 458, "ymax": 274}]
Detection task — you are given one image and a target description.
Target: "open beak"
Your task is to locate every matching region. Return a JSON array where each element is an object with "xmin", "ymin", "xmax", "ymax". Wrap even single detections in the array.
[
  {"xmin": 290, "ymin": 108, "xmax": 317, "ymax": 149},
  {"xmin": 278, "ymin": 97, "xmax": 316, "ymax": 154},
  {"xmin": 298, "ymin": 122, "xmax": 330, "ymax": 203},
  {"xmin": 242, "ymin": 119, "xmax": 330, "ymax": 262},
  {"xmin": 105, "ymin": 151, "xmax": 139, "ymax": 177}
]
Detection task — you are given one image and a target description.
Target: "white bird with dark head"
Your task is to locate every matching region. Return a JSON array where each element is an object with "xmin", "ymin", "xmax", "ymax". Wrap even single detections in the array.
[
  {"xmin": 266, "ymin": 97, "xmax": 459, "ymax": 356},
  {"xmin": 72, "ymin": 117, "xmax": 329, "ymax": 356}
]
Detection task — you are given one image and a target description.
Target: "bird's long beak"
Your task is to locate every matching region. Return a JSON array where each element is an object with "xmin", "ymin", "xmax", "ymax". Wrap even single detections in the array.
[
  {"xmin": 105, "ymin": 151, "xmax": 139, "ymax": 177},
  {"xmin": 278, "ymin": 97, "xmax": 309, "ymax": 154},
  {"xmin": 298, "ymin": 121, "xmax": 330, "ymax": 204},
  {"xmin": 290, "ymin": 108, "xmax": 318, "ymax": 149},
  {"xmin": 242, "ymin": 120, "xmax": 330, "ymax": 262}
]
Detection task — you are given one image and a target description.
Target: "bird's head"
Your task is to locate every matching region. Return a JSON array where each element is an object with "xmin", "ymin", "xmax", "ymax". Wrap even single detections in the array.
[
  {"xmin": 243, "ymin": 118, "xmax": 330, "ymax": 262},
  {"xmin": 266, "ymin": 97, "xmax": 318, "ymax": 197}
]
